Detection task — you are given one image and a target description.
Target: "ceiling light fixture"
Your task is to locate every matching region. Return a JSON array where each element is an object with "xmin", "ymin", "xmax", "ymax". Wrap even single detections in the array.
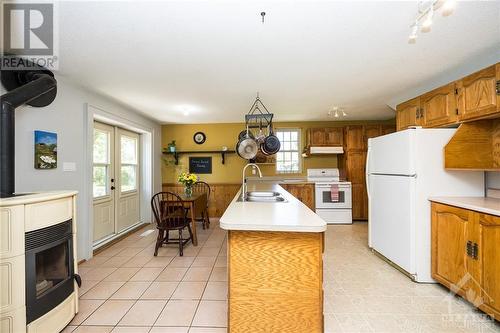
[
  {"xmin": 421, "ymin": 6, "xmax": 433, "ymax": 33},
  {"xmin": 442, "ymin": 0, "xmax": 456, "ymax": 16},
  {"xmin": 328, "ymin": 106, "xmax": 347, "ymax": 119},
  {"xmin": 408, "ymin": 0, "xmax": 456, "ymax": 44}
]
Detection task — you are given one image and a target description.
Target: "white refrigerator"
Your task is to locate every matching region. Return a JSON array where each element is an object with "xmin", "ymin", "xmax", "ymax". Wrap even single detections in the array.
[{"xmin": 366, "ymin": 128, "xmax": 484, "ymax": 283}]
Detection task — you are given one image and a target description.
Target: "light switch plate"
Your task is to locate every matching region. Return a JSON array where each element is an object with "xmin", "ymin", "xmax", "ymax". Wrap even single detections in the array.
[{"xmin": 63, "ymin": 162, "xmax": 76, "ymax": 172}]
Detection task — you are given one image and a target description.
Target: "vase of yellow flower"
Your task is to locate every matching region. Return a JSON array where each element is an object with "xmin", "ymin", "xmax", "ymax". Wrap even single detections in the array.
[{"xmin": 178, "ymin": 172, "xmax": 198, "ymax": 197}]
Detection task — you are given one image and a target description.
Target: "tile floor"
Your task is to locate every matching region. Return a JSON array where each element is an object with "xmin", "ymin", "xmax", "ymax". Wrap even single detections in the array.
[{"xmin": 66, "ymin": 221, "xmax": 500, "ymax": 333}]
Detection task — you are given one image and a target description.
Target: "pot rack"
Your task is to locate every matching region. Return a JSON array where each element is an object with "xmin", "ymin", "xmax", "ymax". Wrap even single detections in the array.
[{"xmin": 245, "ymin": 93, "xmax": 273, "ymax": 129}]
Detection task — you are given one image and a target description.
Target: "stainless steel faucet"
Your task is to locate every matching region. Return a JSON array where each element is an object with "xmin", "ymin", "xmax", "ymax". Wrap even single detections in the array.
[{"xmin": 241, "ymin": 163, "xmax": 263, "ymax": 201}]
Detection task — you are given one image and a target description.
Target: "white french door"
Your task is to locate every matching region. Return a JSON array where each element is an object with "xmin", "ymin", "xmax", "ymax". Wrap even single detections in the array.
[{"xmin": 93, "ymin": 122, "xmax": 141, "ymax": 245}]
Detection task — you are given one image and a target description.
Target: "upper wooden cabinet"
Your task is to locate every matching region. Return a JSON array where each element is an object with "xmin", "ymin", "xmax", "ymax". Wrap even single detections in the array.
[
  {"xmin": 396, "ymin": 97, "xmax": 422, "ymax": 131},
  {"xmin": 457, "ymin": 64, "xmax": 500, "ymax": 122},
  {"xmin": 396, "ymin": 63, "xmax": 500, "ymax": 131},
  {"xmin": 421, "ymin": 83, "xmax": 458, "ymax": 128},
  {"xmin": 307, "ymin": 127, "xmax": 343, "ymax": 146},
  {"xmin": 344, "ymin": 126, "xmax": 364, "ymax": 151}
]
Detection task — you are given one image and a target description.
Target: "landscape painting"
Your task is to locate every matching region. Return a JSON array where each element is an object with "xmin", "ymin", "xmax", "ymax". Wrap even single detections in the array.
[{"xmin": 34, "ymin": 130, "xmax": 57, "ymax": 169}]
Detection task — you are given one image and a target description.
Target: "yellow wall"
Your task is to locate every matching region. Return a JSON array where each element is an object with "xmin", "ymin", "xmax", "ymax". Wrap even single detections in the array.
[{"xmin": 162, "ymin": 120, "xmax": 394, "ymax": 184}]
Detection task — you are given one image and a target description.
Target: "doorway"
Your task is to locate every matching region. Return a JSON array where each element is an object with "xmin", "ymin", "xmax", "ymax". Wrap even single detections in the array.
[{"xmin": 92, "ymin": 121, "xmax": 141, "ymax": 246}]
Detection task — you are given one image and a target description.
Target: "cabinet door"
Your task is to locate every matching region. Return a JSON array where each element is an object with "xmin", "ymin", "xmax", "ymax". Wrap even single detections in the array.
[
  {"xmin": 346, "ymin": 151, "xmax": 366, "ymax": 183},
  {"xmin": 421, "ymin": 83, "xmax": 458, "ymax": 127},
  {"xmin": 325, "ymin": 128, "xmax": 343, "ymax": 146},
  {"xmin": 363, "ymin": 125, "xmax": 382, "ymax": 149},
  {"xmin": 396, "ymin": 97, "xmax": 421, "ymax": 131},
  {"xmin": 344, "ymin": 126, "xmax": 364, "ymax": 151},
  {"xmin": 351, "ymin": 183, "xmax": 366, "ymax": 220},
  {"xmin": 309, "ymin": 128, "xmax": 326, "ymax": 146},
  {"xmin": 478, "ymin": 213, "xmax": 500, "ymax": 317},
  {"xmin": 381, "ymin": 125, "xmax": 396, "ymax": 135},
  {"xmin": 457, "ymin": 64, "xmax": 499, "ymax": 121},
  {"xmin": 431, "ymin": 203, "xmax": 469, "ymax": 291},
  {"xmin": 301, "ymin": 184, "xmax": 315, "ymax": 211}
]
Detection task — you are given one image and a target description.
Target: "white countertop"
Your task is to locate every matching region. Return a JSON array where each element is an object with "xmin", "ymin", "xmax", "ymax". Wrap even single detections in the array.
[
  {"xmin": 220, "ymin": 181, "xmax": 326, "ymax": 232},
  {"xmin": 0, "ymin": 190, "xmax": 78, "ymax": 206},
  {"xmin": 429, "ymin": 196, "xmax": 500, "ymax": 217}
]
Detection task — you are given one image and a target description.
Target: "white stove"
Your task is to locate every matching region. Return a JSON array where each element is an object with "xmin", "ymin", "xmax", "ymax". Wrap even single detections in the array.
[{"xmin": 307, "ymin": 168, "xmax": 352, "ymax": 224}]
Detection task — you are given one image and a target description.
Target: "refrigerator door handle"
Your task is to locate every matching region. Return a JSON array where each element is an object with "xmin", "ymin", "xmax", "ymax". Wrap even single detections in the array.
[{"xmin": 366, "ymin": 147, "xmax": 371, "ymax": 200}]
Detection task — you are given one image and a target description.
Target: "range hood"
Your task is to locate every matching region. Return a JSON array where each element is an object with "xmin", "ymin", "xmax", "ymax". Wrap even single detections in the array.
[{"xmin": 309, "ymin": 146, "xmax": 344, "ymax": 154}]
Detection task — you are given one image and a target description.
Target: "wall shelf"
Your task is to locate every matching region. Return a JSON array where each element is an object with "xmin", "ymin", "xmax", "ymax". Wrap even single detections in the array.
[{"xmin": 163, "ymin": 150, "xmax": 236, "ymax": 165}]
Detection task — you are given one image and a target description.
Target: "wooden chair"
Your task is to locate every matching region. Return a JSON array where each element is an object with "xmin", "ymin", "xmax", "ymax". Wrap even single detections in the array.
[
  {"xmin": 191, "ymin": 181, "xmax": 211, "ymax": 229},
  {"xmin": 151, "ymin": 192, "xmax": 193, "ymax": 256}
]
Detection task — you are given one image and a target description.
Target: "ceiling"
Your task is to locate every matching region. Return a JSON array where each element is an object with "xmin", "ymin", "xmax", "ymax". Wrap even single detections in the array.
[{"xmin": 57, "ymin": 1, "xmax": 500, "ymax": 123}]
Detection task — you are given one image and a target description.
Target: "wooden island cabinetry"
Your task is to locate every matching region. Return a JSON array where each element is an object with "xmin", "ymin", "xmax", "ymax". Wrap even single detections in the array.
[{"xmin": 431, "ymin": 201, "xmax": 500, "ymax": 320}]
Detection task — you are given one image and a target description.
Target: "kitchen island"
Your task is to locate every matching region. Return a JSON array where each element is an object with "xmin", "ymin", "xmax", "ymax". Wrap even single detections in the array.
[{"xmin": 220, "ymin": 181, "xmax": 326, "ymax": 333}]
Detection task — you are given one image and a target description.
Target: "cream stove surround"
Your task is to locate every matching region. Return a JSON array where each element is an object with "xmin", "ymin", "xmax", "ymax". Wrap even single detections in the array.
[{"xmin": 0, "ymin": 191, "xmax": 79, "ymax": 333}]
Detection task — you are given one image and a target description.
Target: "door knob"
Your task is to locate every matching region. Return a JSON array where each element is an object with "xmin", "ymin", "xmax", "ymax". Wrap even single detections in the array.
[{"xmin": 111, "ymin": 186, "xmax": 115, "ymax": 190}]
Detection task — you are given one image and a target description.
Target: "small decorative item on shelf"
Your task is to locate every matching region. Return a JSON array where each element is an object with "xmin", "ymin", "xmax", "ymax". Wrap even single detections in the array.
[
  {"xmin": 168, "ymin": 140, "xmax": 176, "ymax": 152},
  {"xmin": 178, "ymin": 172, "xmax": 198, "ymax": 197}
]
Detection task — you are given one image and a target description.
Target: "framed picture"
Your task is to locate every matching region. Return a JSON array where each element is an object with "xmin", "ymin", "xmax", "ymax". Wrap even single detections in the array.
[{"xmin": 34, "ymin": 130, "xmax": 57, "ymax": 169}]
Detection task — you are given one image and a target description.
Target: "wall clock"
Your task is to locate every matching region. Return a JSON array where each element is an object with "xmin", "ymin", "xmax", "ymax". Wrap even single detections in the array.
[{"xmin": 193, "ymin": 131, "xmax": 206, "ymax": 144}]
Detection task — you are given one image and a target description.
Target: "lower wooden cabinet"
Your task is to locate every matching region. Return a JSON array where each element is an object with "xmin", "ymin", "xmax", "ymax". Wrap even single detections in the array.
[
  {"xmin": 280, "ymin": 183, "xmax": 315, "ymax": 211},
  {"xmin": 431, "ymin": 202, "xmax": 500, "ymax": 319},
  {"xmin": 351, "ymin": 183, "xmax": 367, "ymax": 220}
]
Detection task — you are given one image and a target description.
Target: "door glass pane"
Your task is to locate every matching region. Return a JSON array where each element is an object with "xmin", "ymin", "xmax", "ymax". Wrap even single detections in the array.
[
  {"xmin": 121, "ymin": 165, "xmax": 136, "ymax": 192},
  {"xmin": 93, "ymin": 166, "xmax": 108, "ymax": 197},
  {"xmin": 93, "ymin": 129, "xmax": 109, "ymax": 163},
  {"xmin": 35, "ymin": 242, "xmax": 69, "ymax": 298},
  {"xmin": 121, "ymin": 136, "xmax": 137, "ymax": 164}
]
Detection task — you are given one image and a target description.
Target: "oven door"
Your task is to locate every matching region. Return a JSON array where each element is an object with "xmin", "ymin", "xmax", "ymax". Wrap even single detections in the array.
[{"xmin": 315, "ymin": 183, "xmax": 352, "ymax": 209}]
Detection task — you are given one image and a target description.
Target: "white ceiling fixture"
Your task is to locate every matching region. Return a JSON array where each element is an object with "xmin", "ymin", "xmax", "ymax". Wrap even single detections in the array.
[
  {"xmin": 328, "ymin": 107, "xmax": 347, "ymax": 119},
  {"xmin": 409, "ymin": 0, "xmax": 457, "ymax": 44}
]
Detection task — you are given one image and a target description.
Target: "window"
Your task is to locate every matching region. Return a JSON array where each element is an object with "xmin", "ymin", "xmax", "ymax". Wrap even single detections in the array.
[
  {"xmin": 93, "ymin": 129, "xmax": 110, "ymax": 198},
  {"xmin": 120, "ymin": 135, "xmax": 138, "ymax": 192},
  {"xmin": 276, "ymin": 129, "xmax": 301, "ymax": 173}
]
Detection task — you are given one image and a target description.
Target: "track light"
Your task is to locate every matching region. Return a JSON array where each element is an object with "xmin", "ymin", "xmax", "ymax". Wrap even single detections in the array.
[
  {"xmin": 442, "ymin": 0, "xmax": 456, "ymax": 16},
  {"xmin": 408, "ymin": 0, "xmax": 456, "ymax": 44},
  {"xmin": 408, "ymin": 23, "xmax": 418, "ymax": 44},
  {"xmin": 421, "ymin": 6, "xmax": 433, "ymax": 33},
  {"xmin": 341, "ymin": 109, "xmax": 347, "ymax": 117}
]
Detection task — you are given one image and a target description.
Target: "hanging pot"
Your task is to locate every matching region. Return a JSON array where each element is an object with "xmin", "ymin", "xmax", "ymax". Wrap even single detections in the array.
[
  {"xmin": 236, "ymin": 126, "xmax": 258, "ymax": 160},
  {"xmin": 261, "ymin": 125, "xmax": 280, "ymax": 156}
]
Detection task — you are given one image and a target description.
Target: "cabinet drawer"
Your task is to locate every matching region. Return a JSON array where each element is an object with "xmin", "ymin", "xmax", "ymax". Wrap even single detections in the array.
[
  {"xmin": 25, "ymin": 197, "xmax": 73, "ymax": 232},
  {"xmin": 0, "ymin": 206, "xmax": 24, "ymax": 259},
  {"xmin": 0, "ymin": 306, "xmax": 26, "ymax": 333},
  {"xmin": 478, "ymin": 213, "xmax": 500, "ymax": 226},
  {"xmin": 0, "ymin": 255, "xmax": 25, "ymax": 314}
]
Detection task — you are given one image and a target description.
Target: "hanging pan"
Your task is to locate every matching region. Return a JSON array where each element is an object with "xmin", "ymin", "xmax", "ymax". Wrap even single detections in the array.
[
  {"xmin": 261, "ymin": 125, "xmax": 280, "ymax": 156},
  {"xmin": 236, "ymin": 125, "xmax": 258, "ymax": 160}
]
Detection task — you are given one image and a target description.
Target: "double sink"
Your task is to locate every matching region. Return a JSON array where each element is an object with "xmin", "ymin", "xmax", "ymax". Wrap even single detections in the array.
[{"xmin": 237, "ymin": 191, "xmax": 287, "ymax": 203}]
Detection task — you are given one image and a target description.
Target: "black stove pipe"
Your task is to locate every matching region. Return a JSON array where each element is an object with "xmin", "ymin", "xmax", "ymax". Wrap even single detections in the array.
[{"xmin": 0, "ymin": 73, "xmax": 57, "ymax": 198}]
